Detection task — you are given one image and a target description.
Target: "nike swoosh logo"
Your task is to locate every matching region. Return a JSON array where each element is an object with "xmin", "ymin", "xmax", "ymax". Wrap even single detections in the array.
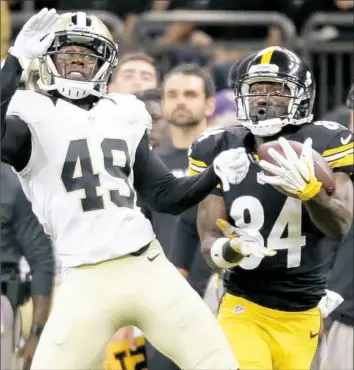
[
  {"xmin": 341, "ymin": 133, "xmax": 352, "ymax": 145},
  {"xmin": 147, "ymin": 253, "xmax": 160, "ymax": 262},
  {"xmin": 310, "ymin": 331, "xmax": 319, "ymax": 339}
]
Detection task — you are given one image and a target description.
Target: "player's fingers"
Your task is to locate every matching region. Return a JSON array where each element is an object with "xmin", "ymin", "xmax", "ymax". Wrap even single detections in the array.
[
  {"xmin": 216, "ymin": 219, "xmax": 237, "ymax": 238},
  {"xmin": 295, "ymin": 161, "xmax": 311, "ymax": 182},
  {"xmin": 301, "ymin": 138, "xmax": 313, "ymax": 158},
  {"xmin": 22, "ymin": 8, "xmax": 48, "ymax": 31},
  {"xmin": 268, "ymin": 148, "xmax": 292, "ymax": 170},
  {"xmin": 258, "ymin": 173, "xmax": 285, "ymax": 186},
  {"xmin": 301, "ymin": 139, "xmax": 315, "ymax": 175},
  {"xmin": 232, "ymin": 147, "xmax": 247, "ymax": 158},
  {"xmin": 279, "ymin": 137, "xmax": 299, "ymax": 161},
  {"xmin": 228, "ymin": 153, "xmax": 249, "ymax": 169},
  {"xmin": 258, "ymin": 159, "xmax": 284, "ymax": 177},
  {"xmin": 263, "ymin": 248, "xmax": 277, "ymax": 257},
  {"xmin": 220, "ymin": 175, "xmax": 230, "ymax": 192},
  {"xmin": 39, "ymin": 9, "xmax": 59, "ymax": 31}
]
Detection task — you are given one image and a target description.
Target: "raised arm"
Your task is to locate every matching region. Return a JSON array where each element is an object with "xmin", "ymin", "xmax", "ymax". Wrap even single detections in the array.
[
  {"xmin": 0, "ymin": 55, "xmax": 33, "ymax": 171},
  {"xmin": 1, "ymin": 9, "xmax": 59, "ymax": 171}
]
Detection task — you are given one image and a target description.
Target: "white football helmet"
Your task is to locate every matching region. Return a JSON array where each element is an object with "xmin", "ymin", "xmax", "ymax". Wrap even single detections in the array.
[{"xmin": 38, "ymin": 11, "xmax": 118, "ymax": 100}]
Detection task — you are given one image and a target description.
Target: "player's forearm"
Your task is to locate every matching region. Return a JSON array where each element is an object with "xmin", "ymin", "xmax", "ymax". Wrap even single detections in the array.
[
  {"xmin": 31, "ymin": 296, "xmax": 51, "ymax": 332},
  {"xmin": 149, "ymin": 166, "xmax": 219, "ymax": 215},
  {"xmin": 0, "ymin": 54, "xmax": 23, "ymax": 126},
  {"xmin": 304, "ymin": 185, "xmax": 353, "ymax": 240},
  {"xmin": 135, "ymin": 133, "xmax": 219, "ymax": 214}
]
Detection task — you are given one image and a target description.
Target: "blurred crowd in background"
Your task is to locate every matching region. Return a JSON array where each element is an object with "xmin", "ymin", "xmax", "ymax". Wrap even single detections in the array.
[
  {"xmin": 1, "ymin": 0, "xmax": 354, "ymax": 124},
  {"xmin": 0, "ymin": 2, "xmax": 353, "ymax": 370}
]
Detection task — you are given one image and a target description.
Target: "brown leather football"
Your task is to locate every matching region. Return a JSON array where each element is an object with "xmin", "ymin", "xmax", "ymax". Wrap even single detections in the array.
[{"xmin": 257, "ymin": 140, "xmax": 335, "ymax": 198}]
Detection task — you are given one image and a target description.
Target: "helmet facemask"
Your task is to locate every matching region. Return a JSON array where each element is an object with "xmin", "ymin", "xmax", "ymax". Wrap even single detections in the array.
[
  {"xmin": 38, "ymin": 28, "xmax": 118, "ymax": 100},
  {"xmin": 234, "ymin": 67, "xmax": 314, "ymax": 137}
]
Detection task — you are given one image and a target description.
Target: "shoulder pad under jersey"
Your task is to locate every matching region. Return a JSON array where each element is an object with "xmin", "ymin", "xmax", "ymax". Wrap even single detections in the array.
[
  {"xmin": 188, "ymin": 125, "xmax": 248, "ymax": 175},
  {"xmin": 104, "ymin": 93, "xmax": 152, "ymax": 132},
  {"xmin": 297, "ymin": 121, "xmax": 353, "ymax": 174},
  {"xmin": 7, "ymin": 90, "xmax": 54, "ymax": 122}
]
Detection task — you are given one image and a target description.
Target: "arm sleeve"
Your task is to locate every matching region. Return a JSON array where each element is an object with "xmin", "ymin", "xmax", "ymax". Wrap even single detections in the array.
[
  {"xmin": 133, "ymin": 131, "xmax": 219, "ymax": 215},
  {"xmin": 169, "ymin": 206, "xmax": 199, "ymax": 271},
  {"xmin": 1, "ymin": 54, "xmax": 32, "ymax": 171},
  {"xmin": 321, "ymin": 128, "xmax": 354, "ymax": 175},
  {"xmin": 13, "ymin": 187, "xmax": 54, "ymax": 297}
]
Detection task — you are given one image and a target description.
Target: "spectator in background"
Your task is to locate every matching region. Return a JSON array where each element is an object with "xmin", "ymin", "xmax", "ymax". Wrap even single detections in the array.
[
  {"xmin": 322, "ymin": 103, "xmax": 352, "ymax": 129},
  {"xmin": 154, "ymin": 0, "xmax": 294, "ymax": 63},
  {"xmin": 150, "ymin": 63, "xmax": 215, "ymax": 258},
  {"xmin": 1, "ymin": 163, "xmax": 54, "ymax": 370},
  {"xmin": 144, "ymin": 63, "xmax": 215, "ymax": 370},
  {"xmin": 1, "ymin": 0, "xmax": 11, "ymax": 62},
  {"xmin": 134, "ymin": 88, "xmax": 169, "ymax": 148},
  {"xmin": 294, "ymin": 0, "xmax": 354, "ymax": 41},
  {"xmin": 108, "ymin": 52, "xmax": 159, "ymax": 94},
  {"xmin": 294, "ymin": 0, "xmax": 354, "ymax": 116},
  {"xmin": 321, "ymin": 84, "xmax": 354, "ymax": 129}
]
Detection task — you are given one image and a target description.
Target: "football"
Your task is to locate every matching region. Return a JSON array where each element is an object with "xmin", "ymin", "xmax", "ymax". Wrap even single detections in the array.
[{"xmin": 257, "ymin": 140, "xmax": 336, "ymax": 198}]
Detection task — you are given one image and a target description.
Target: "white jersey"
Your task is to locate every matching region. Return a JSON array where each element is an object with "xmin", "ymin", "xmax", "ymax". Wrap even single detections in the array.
[{"xmin": 8, "ymin": 90, "xmax": 155, "ymax": 267}]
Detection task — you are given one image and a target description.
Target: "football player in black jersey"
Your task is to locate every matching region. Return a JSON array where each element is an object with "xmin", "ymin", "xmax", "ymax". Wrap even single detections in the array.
[{"xmin": 189, "ymin": 46, "xmax": 354, "ymax": 370}]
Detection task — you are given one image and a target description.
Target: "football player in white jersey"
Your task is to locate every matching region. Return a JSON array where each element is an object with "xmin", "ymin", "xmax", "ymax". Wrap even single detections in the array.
[{"xmin": 0, "ymin": 8, "xmax": 248, "ymax": 370}]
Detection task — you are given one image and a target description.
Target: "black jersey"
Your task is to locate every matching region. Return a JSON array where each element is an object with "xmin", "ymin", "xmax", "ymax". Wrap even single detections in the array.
[{"xmin": 189, "ymin": 122, "xmax": 353, "ymax": 311}]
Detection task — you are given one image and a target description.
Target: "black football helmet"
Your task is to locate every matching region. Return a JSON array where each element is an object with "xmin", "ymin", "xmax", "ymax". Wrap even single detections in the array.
[{"xmin": 229, "ymin": 47, "xmax": 316, "ymax": 137}]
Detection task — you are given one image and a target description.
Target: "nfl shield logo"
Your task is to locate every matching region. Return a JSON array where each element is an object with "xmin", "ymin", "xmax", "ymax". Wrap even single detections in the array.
[{"xmin": 233, "ymin": 305, "xmax": 244, "ymax": 314}]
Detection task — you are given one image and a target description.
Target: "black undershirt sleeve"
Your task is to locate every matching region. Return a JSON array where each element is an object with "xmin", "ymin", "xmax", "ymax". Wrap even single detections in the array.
[
  {"xmin": 1, "ymin": 54, "xmax": 32, "ymax": 171},
  {"xmin": 133, "ymin": 132, "xmax": 219, "ymax": 215}
]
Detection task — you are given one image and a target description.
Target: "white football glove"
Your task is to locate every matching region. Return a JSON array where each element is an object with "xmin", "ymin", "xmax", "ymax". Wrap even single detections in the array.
[
  {"xmin": 217, "ymin": 219, "xmax": 276, "ymax": 259},
  {"xmin": 9, "ymin": 8, "xmax": 59, "ymax": 69},
  {"xmin": 213, "ymin": 148, "xmax": 250, "ymax": 191},
  {"xmin": 258, "ymin": 137, "xmax": 322, "ymax": 201}
]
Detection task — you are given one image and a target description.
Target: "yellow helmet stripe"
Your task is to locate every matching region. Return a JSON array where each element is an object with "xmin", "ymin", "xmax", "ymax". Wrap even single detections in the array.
[{"xmin": 260, "ymin": 48, "xmax": 275, "ymax": 64}]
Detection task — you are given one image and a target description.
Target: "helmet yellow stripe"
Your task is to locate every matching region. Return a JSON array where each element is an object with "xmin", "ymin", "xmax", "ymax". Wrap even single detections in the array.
[{"xmin": 260, "ymin": 49, "xmax": 274, "ymax": 64}]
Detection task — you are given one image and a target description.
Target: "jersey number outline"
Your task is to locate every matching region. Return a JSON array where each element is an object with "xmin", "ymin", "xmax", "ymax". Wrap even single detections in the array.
[
  {"xmin": 61, "ymin": 138, "xmax": 134, "ymax": 212},
  {"xmin": 314, "ymin": 120, "xmax": 346, "ymax": 131},
  {"xmin": 230, "ymin": 196, "xmax": 306, "ymax": 270}
]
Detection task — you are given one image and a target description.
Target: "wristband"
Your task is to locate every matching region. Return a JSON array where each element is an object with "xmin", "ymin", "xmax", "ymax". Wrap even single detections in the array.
[
  {"xmin": 210, "ymin": 238, "xmax": 242, "ymax": 269},
  {"xmin": 31, "ymin": 325, "xmax": 44, "ymax": 338}
]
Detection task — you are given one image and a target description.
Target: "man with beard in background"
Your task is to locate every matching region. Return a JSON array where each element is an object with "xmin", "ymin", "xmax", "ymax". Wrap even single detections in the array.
[
  {"xmin": 104, "ymin": 65, "xmax": 219, "ymax": 370},
  {"xmin": 145, "ymin": 63, "xmax": 216, "ymax": 370}
]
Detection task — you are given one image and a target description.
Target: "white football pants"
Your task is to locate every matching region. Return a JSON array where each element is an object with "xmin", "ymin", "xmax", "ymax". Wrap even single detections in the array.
[{"xmin": 30, "ymin": 240, "xmax": 239, "ymax": 370}]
